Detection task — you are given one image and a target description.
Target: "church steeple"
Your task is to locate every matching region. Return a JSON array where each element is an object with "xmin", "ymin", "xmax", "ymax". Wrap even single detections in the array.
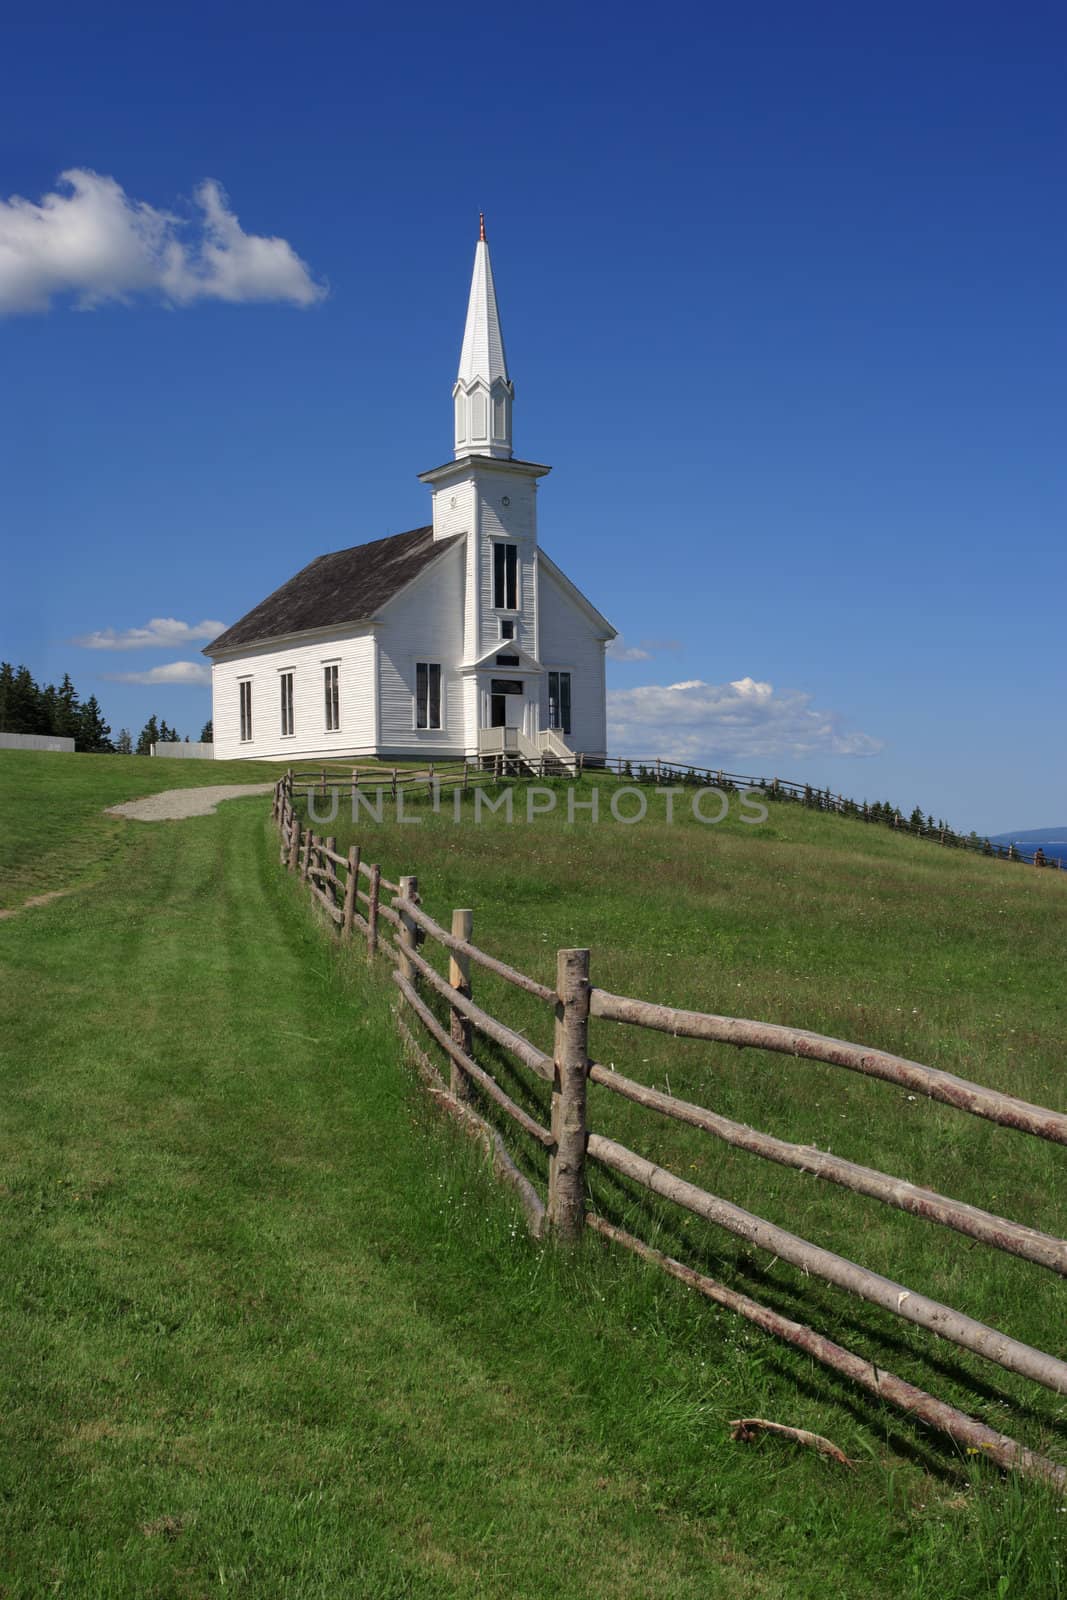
[{"xmin": 453, "ymin": 216, "xmax": 514, "ymax": 460}]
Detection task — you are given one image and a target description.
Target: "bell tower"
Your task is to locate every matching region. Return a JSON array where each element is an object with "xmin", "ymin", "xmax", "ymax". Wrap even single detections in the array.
[{"xmin": 420, "ymin": 219, "xmax": 550, "ymax": 664}]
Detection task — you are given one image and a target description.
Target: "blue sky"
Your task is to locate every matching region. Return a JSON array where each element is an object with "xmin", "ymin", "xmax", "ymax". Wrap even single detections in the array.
[{"xmin": 1, "ymin": 2, "xmax": 1063, "ymax": 833}]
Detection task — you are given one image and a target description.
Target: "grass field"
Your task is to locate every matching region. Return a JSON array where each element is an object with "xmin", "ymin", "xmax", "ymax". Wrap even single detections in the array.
[
  {"xmin": 0, "ymin": 749, "xmax": 289, "ymax": 910},
  {"xmin": 1, "ymin": 749, "xmax": 1065, "ymax": 1597}
]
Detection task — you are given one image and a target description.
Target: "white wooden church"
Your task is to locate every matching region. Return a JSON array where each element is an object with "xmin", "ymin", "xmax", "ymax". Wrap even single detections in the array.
[{"xmin": 205, "ymin": 221, "xmax": 615, "ymax": 766}]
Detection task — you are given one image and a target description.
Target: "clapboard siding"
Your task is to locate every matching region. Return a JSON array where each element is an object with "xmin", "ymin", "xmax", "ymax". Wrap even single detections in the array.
[
  {"xmin": 537, "ymin": 564, "xmax": 609, "ymax": 758},
  {"xmin": 476, "ymin": 470, "xmax": 537, "ymax": 656},
  {"xmin": 211, "ymin": 628, "xmax": 376, "ymax": 761},
  {"xmin": 376, "ymin": 540, "xmax": 467, "ymax": 755}
]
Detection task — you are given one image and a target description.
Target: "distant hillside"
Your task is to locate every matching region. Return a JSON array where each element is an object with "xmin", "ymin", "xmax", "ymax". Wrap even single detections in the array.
[{"xmin": 989, "ymin": 826, "xmax": 1067, "ymax": 859}]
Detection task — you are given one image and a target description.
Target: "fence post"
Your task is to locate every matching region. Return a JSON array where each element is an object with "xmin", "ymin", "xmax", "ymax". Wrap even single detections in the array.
[
  {"xmin": 549, "ymin": 947, "xmax": 591, "ymax": 1241},
  {"xmin": 325, "ymin": 834, "xmax": 338, "ymax": 905},
  {"xmin": 449, "ymin": 909, "xmax": 474, "ymax": 1101},
  {"xmin": 300, "ymin": 829, "xmax": 313, "ymax": 883},
  {"xmin": 288, "ymin": 816, "xmax": 301, "ymax": 873},
  {"xmin": 342, "ymin": 845, "xmax": 360, "ymax": 941},
  {"xmin": 398, "ymin": 874, "xmax": 419, "ymax": 985},
  {"xmin": 367, "ymin": 864, "xmax": 381, "ymax": 960}
]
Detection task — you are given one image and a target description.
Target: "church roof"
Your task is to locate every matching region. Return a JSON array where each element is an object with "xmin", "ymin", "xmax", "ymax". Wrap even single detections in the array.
[{"xmin": 204, "ymin": 524, "xmax": 460, "ymax": 654}]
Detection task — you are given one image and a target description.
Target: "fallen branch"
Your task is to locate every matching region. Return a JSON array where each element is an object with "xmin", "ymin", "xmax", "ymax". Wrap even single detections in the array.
[{"xmin": 728, "ymin": 1417, "xmax": 857, "ymax": 1468}]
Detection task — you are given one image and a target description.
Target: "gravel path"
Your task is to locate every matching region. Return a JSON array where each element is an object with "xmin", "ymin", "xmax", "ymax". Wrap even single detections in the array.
[{"xmin": 105, "ymin": 784, "xmax": 274, "ymax": 822}]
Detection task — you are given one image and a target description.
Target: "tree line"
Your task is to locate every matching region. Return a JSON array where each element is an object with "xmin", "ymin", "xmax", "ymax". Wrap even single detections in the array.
[{"xmin": 0, "ymin": 663, "xmax": 211, "ymax": 755}]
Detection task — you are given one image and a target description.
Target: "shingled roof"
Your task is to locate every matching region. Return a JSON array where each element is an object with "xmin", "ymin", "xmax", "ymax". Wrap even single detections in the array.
[{"xmin": 205, "ymin": 525, "xmax": 460, "ymax": 654}]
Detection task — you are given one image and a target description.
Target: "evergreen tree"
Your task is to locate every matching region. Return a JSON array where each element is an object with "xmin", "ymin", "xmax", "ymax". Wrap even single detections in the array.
[
  {"xmin": 53, "ymin": 674, "xmax": 82, "ymax": 741},
  {"xmin": 78, "ymin": 695, "xmax": 113, "ymax": 753},
  {"xmin": 7, "ymin": 666, "xmax": 41, "ymax": 733},
  {"xmin": 136, "ymin": 716, "xmax": 160, "ymax": 756},
  {"xmin": 115, "ymin": 728, "xmax": 133, "ymax": 755},
  {"xmin": 39, "ymin": 682, "xmax": 59, "ymax": 735}
]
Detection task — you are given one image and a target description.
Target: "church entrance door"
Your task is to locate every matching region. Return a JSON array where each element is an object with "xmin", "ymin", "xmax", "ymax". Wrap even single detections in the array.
[{"xmin": 490, "ymin": 677, "xmax": 525, "ymax": 729}]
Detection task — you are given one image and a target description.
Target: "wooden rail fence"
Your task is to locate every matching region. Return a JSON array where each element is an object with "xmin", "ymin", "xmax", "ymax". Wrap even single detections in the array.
[
  {"xmin": 281, "ymin": 756, "xmax": 1064, "ymax": 874},
  {"xmin": 601, "ymin": 757, "xmax": 1066, "ymax": 871},
  {"xmin": 272, "ymin": 772, "xmax": 1067, "ymax": 1491}
]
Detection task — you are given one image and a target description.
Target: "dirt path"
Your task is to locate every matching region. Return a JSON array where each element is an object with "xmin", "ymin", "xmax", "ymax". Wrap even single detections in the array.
[
  {"xmin": 0, "ymin": 888, "xmax": 78, "ymax": 921},
  {"xmin": 105, "ymin": 783, "xmax": 274, "ymax": 822}
]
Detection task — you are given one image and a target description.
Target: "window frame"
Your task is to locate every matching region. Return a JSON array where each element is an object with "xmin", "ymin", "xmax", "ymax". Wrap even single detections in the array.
[
  {"xmin": 492, "ymin": 540, "xmax": 518, "ymax": 611},
  {"xmin": 547, "ymin": 670, "xmax": 572, "ymax": 737},
  {"xmin": 323, "ymin": 662, "xmax": 340, "ymax": 732},
  {"xmin": 238, "ymin": 678, "xmax": 253, "ymax": 744},
  {"xmin": 415, "ymin": 661, "xmax": 442, "ymax": 730},
  {"xmin": 279, "ymin": 670, "xmax": 295, "ymax": 738}
]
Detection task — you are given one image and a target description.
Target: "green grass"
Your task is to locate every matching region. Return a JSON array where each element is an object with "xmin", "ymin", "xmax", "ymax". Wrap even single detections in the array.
[
  {"xmin": 1, "ymin": 749, "xmax": 1065, "ymax": 1597},
  {"xmin": 0, "ymin": 749, "xmax": 291, "ymax": 910},
  {"xmin": 303, "ymin": 778, "xmax": 1067, "ymax": 1531}
]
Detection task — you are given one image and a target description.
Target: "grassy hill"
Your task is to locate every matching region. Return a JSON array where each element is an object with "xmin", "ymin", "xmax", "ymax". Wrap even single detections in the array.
[{"xmin": 1, "ymin": 748, "xmax": 1065, "ymax": 1598}]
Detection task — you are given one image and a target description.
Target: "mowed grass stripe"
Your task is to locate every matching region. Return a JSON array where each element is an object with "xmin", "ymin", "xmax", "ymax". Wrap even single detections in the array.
[{"xmin": 0, "ymin": 798, "xmax": 764, "ymax": 1600}]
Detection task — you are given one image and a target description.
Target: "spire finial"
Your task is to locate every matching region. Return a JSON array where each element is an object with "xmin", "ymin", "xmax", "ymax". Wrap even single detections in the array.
[{"xmin": 479, "ymin": 211, "xmax": 486, "ymax": 242}]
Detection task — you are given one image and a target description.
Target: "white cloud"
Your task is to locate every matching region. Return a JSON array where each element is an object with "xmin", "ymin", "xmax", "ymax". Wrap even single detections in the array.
[
  {"xmin": 103, "ymin": 661, "xmax": 211, "ymax": 686},
  {"xmin": 608, "ymin": 675, "xmax": 883, "ymax": 765},
  {"xmin": 606, "ymin": 634, "xmax": 682, "ymax": 663},
  {"xmin": 606, "ymin": 635, "xmax": 650, "ymax": 662},
  {"xmin": 0, "ymin": 170, "xmax": 326, "ymax": 314},
  {"xmin": 74, "ymin": 616, "xmax": 227, "ymax": 650}
]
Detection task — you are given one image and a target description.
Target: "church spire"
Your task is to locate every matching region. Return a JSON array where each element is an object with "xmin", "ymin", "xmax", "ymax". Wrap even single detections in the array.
[{"xmin": 453, "ymin": 217, "xmax": 513, "ymax": 459}]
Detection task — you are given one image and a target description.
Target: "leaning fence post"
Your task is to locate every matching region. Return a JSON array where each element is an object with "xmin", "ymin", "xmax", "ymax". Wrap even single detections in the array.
[
  {"xmin": 288, "ymin": 816, "xmax": 301, "ymax": 873},
  {"xmin": 398, "ymin": 874, "xmax": 419, "ymax": 985},
  {"xmin": 549, "ymin": 947, "xmax": 591, "ymax": 1241},
  {"xmin": 300, "ymin": 829, "xmax": 313, "ymax": 884},
  {"xmin": 325, "ymin": 834, "xmax": 338, "ymax": 904},
  {"xmin": 342, "ymin": 845, "xmax": 360, "ymax": 941},
  {"xmin": 367, "ymin": 864, "xmax": 381, "ymax": 960},
  {"xmin": 449, "ymin": 909, "xmax": 474, "ymax": 1101}
]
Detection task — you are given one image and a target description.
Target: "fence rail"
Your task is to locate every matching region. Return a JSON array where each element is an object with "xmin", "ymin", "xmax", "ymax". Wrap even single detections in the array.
[
  {"xmin": 272, "ymin": 772, "xmax": 1067, "ymax": 1490},
  {"xmin": 281, "ymin": 755, "xmax": 1064, "ymax": 875},
  {"xmin": 600, "ymin": 757, "xmax": 1066, "ymax": 872}
]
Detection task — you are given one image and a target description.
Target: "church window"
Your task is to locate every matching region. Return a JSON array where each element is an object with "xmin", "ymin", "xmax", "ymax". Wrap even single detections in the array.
[
  {"xmin": 500, "ymin": 619, "xmax": 515, "ymax": 640},
  {"xmin": 416, "ymin": 662, "xmax": 441, "ymax": 729},
  {"xmin": 493, "ymin": 541, "xmax": 517, "ymax": 609},
  {"xmin": 454, "ymin": 392, "xmax": 465, "ymax": 443},
  {"xmin": 280, "ymin": 672, "xmax": 294, "ymax": 737},
  {"xmin": 548, "ymin": 671, "xmax": 572, "ymax": 736},
  {"xmin": 239, "ymin": 679, "xmax": 253, "ymax": 743},
  {"xmin": 493, "ymin": 392, "xmax": 507, "ymax": 439},
  {"xmin": 324, "ymin": 663, "xmax": 340, "ymax": 731}
]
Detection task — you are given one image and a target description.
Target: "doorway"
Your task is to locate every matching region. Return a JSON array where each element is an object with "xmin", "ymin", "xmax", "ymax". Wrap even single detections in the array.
[{"xmin": 490, "ymin": 677, "xmax": 524, "ymax": 729}]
